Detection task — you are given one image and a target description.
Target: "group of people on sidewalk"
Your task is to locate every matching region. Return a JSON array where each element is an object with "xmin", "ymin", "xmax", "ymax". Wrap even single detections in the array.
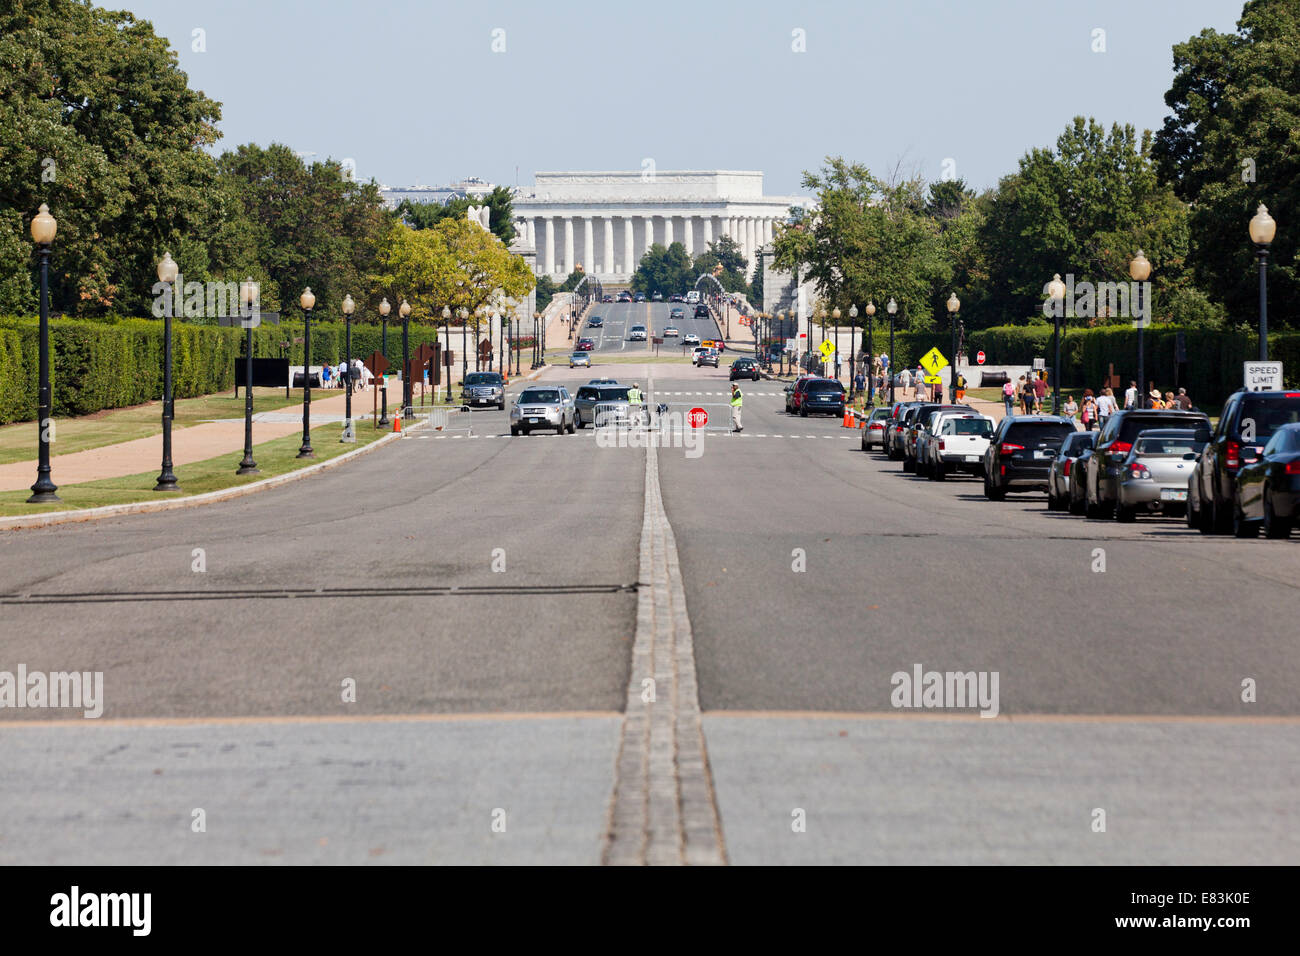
[
  {"xmin": 319, "ymin": 358, "xmax": 373, "ymax": 391},
  {"xmin": 998, "ymin": 373, "xmax": 1194, "ymax": 429}
]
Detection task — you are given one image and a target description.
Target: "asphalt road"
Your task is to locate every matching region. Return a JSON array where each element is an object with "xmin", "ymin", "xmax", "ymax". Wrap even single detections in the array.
[
  {"xmin": 2, "ymin": 359, "xmax": 1297, "ymax": 864},
  {"xmin": 579, "ymin": 300, "xmax": 725, "ymax": 356}
]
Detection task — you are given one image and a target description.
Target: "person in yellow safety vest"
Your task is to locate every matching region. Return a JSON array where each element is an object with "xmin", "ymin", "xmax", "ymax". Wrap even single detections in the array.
[
  {"xmin": 628, "ymin": 382, "xmax": 645, "ymax": 424},
  {"xmin": 730, "ymin": 382, "xmax": 743, "ymax": 433}
]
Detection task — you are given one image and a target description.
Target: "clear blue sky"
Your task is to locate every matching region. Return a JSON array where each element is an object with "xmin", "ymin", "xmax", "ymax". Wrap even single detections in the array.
[{"xmin": 126, "ymin": 0, "xmax": 1243, "ymax": 197}]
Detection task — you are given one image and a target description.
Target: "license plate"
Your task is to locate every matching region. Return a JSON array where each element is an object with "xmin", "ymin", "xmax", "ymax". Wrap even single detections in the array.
[
  {"xmin": 1034, "ymin": 450, "xmax": 1051, "ymax": 459},
  {"xmin": 965, "ymin": 455, "xmax": 979, "ymax": 463},
  {"xmin": 1160, "ymin": 489, "xmax": 1188, "ymax": 501},
  {"xmin": 528, "ymin": 418, "xmax": 537, "ymax": 424}
]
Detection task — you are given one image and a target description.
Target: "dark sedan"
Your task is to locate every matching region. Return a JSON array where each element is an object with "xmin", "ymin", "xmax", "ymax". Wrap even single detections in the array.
[
  {"xmin": 574, "ymin": 337, "xmax": 595, "ymax": 351},
  {"xmin": 1233, "ymin": 422, "xmax": 1300, "ymax": 538},
  {"xmin": 1047, "ymin": 430, "xmax": 1096, "ymax": 511},
  {"xmin": 587, "ymin": 315, "xmax": 604, "ymax": 328},
  {"xmin": 729, "ymin": 358, "xmax": 760, "ymax": 381}
]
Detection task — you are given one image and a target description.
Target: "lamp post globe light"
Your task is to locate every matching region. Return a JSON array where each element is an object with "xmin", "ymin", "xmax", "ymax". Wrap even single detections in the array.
[
  {"xmin": 946, "ymin": 292, "xmax": 961, "ymax": 403},
  {"xmin": 341, "ymin": 294, "xmax": 355, "ymax": 443},
  {"xmin": 379, "ymin": 296, "xmax": 391, "ymax": 359},
  {"xmin": 27, "ymin": 204, "xmax": 59, "ymax": 503},
  {"xmin": 399, "ymin": 298, "xmax": 411, "ymax": 419},
  {"xmin": 886, "ymin": 298, "xmax": 898, "ymax": 405},
  {"xmin": 1047, "ymin": 274, "xmax": 1067, "ymax": 414},
  {"xmin": 236, "ymin": 278, "xmax": 260, "ymax": 475},
  {"xmin": 442, "ymin": 306, "xmax": 453, "ymax": 403},
  {"xmin": 1127, "ymin": 252, "xmax": 1151, "ymax": 408},
  {"xmin": 1249, "ymin": 203, "xmax": 1276, "ymax": 360},
  {"xmin": 152, "ymin": 251, "xmax": 181, "ymax": 492},
  {"xmin": 297, "ymin": 286, "xmax": 316, "ymax": 458}
]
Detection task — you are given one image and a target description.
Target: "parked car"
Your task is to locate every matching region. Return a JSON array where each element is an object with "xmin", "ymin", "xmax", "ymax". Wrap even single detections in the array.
[
  {"xmin": 693, "ymin": 347, "xmax": 719, "ymax": 368},
  {"xmin": 652, "ymin": 292, "xmax": 663, "ymax": 301},
  {"xmin": 587, "ymin": 315, "xmax": 603, "ymax": 328},
  {"xmin": 1047, "ymin": 430, "xmax": 1097, "ymax": 511},
  {"xmin": 575, "ymin": 337, "xmax": 595, "ymax": 351},
  {"xmin": 1113, "ymin": 429, "xmax": 1206, "ymax": 522},
  {"xmin": 783, "ymin": 374, "xmax": 817, "ymax": 413},
  {"xmin": 602, "ymin": 294, "xmax": 613, "ymax": 303},
  {"xmin": 573, "ymin": 383, "xmax": 632, "ymax": 428},
  {"xmin": 902, "ymin": 403, "xmax": 972, "ymax": 472},
  {"xmin": 634, "ymin": 293, "xmax": 646, "ymax": 302},
  {"xmin": 617, "ymin": 292, "xmax": 633, "ymax": 303},
  {"xmin": 569, "ymin": 352, "xmax": 591, "ymax": 368},
  {"xmin": 730, "ymin": 358, "xmax": 761, "ymax": 381},
  {"xmin": 1084, "ymin": 409, "xmax": 1210, "ymax": 518},
  {"xmin": 669, "ymin": 293, "xmax": 684, "ymax": 303},
  {"xmin": 460, "ymin": 371, "xmax": 506, "ymax": 410},
  {"xmin": 1188, "ymin": 389, "xmax": 1300, "ymax": 534},
  {"xmin": 884, "ymin": 402, "xmax": 921, "ymax": 458},
  {"xmin": 694, "ymin": 304, "xmax": 710, "ymax": 318},
  {"xmin": 683, "ymin": 332, "xmax": 701, "ymax": 347},
  {"xmin": 1068, "ymin": 445, "xmax": 1096, "ymax": 515},
  {"xmin": 860, "ymin": 407, "xmax": 893, "ymax": 451},
  {"xmin": 1231, "ymin": 422, "xmax": 1300, "ymax": 538},
  {"xmin": 797, "ymin": 378, "xmax": 846, "ymax": 417},
  {"xmin": 628, "ymin": 325, "xmax": 647, "ymax": 341},
  {"xmin": 510, "ymin": 386, "xmax": 575, "ymax": 436},
  {"xmin": 983, "ymin": 416, "xmax": 1078, "ymax": 500},
  {"xmin": 923, "ymin": 412, "xmax": 995, "ymax": 480}
]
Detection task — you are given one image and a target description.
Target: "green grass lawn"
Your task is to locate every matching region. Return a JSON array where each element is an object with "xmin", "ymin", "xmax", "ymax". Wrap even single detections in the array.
[
  {"xmin": 0, "ymin": 387, "xmax": 350, "ymax": 466},
  {"xmin": 0, "ymin": 420, "xmax": 389, "ymax": 517}
]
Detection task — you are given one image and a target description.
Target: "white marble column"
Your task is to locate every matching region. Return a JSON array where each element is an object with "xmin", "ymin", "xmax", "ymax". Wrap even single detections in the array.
[
  {"xmin": 583, "ymin": 216, "xmax": 594, "ymax": 273},
  {"xmin": 702, "ymin": 216, "xmax": 713, "ymax": 247},
  {"xmin": 544, "ymin": 218, "xmax": 555, "ymax": 274},
  {"xmin": 683, "ymin": 216, "xmax": 694, "ymax": 257},
  {"xmin": 764, "ymin": 217, "xmax": 774, "ymax": 245},
  {"xmin": 563, "ymin": 217, "xmax": 574, "ymax": 275},
  {"xmin": 746, "ymin": 218, "xmax": 756, "ymax": 268},
  {"xmin": 623, "ymin": 216, "xmax": 634, "ymax": 274},
  {"xmin": 664, "ymin": 216, "xmax": 674, "ymax": 247},
  {"xmin": 643, "ymin": 215, "xmax": 655, "ymax": 258},
  {"xmin": 602, "ymin": 217, "xmax": 614, "ymax": 275}
]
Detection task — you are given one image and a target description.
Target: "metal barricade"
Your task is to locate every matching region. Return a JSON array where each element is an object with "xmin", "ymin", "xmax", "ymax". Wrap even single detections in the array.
[{"xmin": 410, "ymin": 404, "xmax": 473, "ymax": 437}]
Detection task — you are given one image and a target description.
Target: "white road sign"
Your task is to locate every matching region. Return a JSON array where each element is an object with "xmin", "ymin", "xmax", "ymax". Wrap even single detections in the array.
[{"xmin": 1244, "ymin": 361, "xmax": 1283, "ymax": 392}]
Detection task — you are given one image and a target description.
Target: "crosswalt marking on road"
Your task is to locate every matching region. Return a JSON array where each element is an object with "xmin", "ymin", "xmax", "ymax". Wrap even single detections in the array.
[
  {"xmin": 705, "ymin": 711, "xmax": 1300, "ymax": 725},
  {"xmin": 0, "ymin": 711, "xmax": 622, "ymax": 730}
]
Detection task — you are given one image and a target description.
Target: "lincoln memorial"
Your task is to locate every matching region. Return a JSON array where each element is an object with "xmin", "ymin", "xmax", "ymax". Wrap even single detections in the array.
[{"xmin": 511, "ymin": 170, "xmax": 810, "ymax": 281}]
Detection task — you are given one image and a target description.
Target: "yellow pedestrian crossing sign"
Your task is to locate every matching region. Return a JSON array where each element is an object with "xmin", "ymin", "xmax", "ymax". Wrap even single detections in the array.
[
  {"xmin": 818, "ymin": 340, "xmax": 836, "ymax": 360},
  {"xmin": 919, "ymin": 347, "xmax": 949, "ymax": 377},
  {"xmin": 923, "ymin": 374, "xmax": 943, "ymax": 385}
]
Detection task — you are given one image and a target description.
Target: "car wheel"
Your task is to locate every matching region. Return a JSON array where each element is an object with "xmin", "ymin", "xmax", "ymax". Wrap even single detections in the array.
[
  {"xmin": 1211, "ymin": 486, "xmax": 1233, "ymax": 534},
  {"xmin": 1114, "ymin": 503, "xmax": 1136, "ymax": 523},
  {"xmin": 1233, "ymin": 500, "xmax": 1260, "ymax": 538},
  {"xmin": 576, "ymin": 415, "xmax": 585, "ymax": 429},
  {"xmin": 510, "ymin": 426, "xmax": 519, "ymax": 436},
  {"xmin": 1186, "ymin": 483, "xmax": 1200, "ymax": 530},
  {"xmin": 567, "ymin": 417, "xmax": 576, "ymax": 434},
  {"xmin": 902, "ymin": 457, "xmax": 914, "ymax": 473},
  {"xmin": 1046, "ymin": 490, "xmax": 1059, "ymax": 510},
  {"xmin": 934, "ymin": 464, "xmax": 947, "ymax": 482},
  {"xmin": 498, "ymin": 401, "xmax": 505, "ymax": 410},
  {"xmin": 1264, "ymin": 491, "xmax": 1293, "ymax": 539},
  {"xmin": 984, "ymin": 474, "xmax": 1005, "ymax": 501},
  {"xmin": 800, "ymin": 405, "xmax": 808, "ymax": 417},
  {"xmin": 1069, "ymin": 489, "xmax": 1086, "ymax": 516},
  {"xmin": 1085, "ymin": 483, "xmax": 1102, "ymax": 519}
]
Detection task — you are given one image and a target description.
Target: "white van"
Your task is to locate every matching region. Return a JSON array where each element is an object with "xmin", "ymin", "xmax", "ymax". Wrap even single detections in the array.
[{"xmin": 685, "ymin": 291, "xmax": 700, "ymax": 304}]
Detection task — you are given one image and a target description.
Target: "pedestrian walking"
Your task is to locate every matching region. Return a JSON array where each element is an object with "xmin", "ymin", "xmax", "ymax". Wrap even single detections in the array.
[
  {"xmin": 1063, "ymin": 395, "xmax": 1078, "ymax": 420},
  {"xmin": 1002, "ymin": 379, "xmax": 1016, "ymax": 416},
  {"xmin": 321, "ymin": 363, "xmax": 331, "ymax": 388},
  {"xmin": 730, "ymin": 382, "xmax": 744, "ymax": 432},
  {"xmin": 1124, "ymin": 380, "xmax": 1138, "ymax": 410},
  {"xmin": 900, "ymin": 367, "xmax": 912, "ymax": 396},
  {"xmin": 955, "ymin": 371, "xmax": 967, "ymax": 403},
  {"xmin": 1150, "ymin": 389, "xmax": 1165, "ymax": 409},
  {"xmin": 854, "ymin": 369, "xmax": 866, "ymax": 401},
  {"xmin": 1080, "ymin": 389, "xmax": 1098, "ymax": 430},
  {"xmin": 1096, "ymin": 387, "xmax": 1118, "ymax": 426},
  {"xmin": 1019, "ymin": 375, "xmax": 1034, "ymax": 415},
  {"xmin": 1175, "ymin": 387, "xmax": 1193, "ymax": 411},
  {"xmin": 1034, "ymin": 372, "xmax": 1047, "ymax": 412}
]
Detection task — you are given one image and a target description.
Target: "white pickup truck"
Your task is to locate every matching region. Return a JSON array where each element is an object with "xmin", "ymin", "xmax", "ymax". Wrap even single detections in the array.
[{"xmin": 920, "ymin": 411, "xmax": 995, "ymax": 480}]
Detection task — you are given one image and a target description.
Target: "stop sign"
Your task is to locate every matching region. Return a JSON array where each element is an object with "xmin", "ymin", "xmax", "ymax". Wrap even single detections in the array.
[
  {"xmin": 687, "ymin": 407, "xmax": 708, "ymax": 428},
  {"xmin": 976, "ymin": 350, "xmax": 986, "ymax": 365}
]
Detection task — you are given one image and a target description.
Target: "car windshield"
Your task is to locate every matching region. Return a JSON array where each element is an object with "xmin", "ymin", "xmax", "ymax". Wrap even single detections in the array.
[
  {"xmin": 464, "ymin": 373, "xmax": 501, "ymax": 386},
  {"xmin": 942, "ymin": 418, "xmax": 993, "ymax": 436},
  {"xmin": 1118, "ymin": 414, "xmax": 1206, "ymax": 444},
  {"xmin": 520, "ymin": 390, "xmax": 560, "ymax": 403},
  {"xmin": 1240, "ymin": 397, "xmax": 1300, "ymax": 442},
  {"xmin": 1005, "ymin": 422, "xmax": 1075, "ymax": 445},
  {"xmin": 1136, "ymin": 437, "xmax": 1205, "ymax": 456},
  {"xmin": 632, "ymin": 326, "xmax": 645, "ymax": 331},
  {"xmin": 597, "ymin": 387, "xmax": 630, "ymax": 401},
  {"xmin": 807, "ymin": 381, "xmax": 842, "ymax": 392},
  {"xmin": 869, "ymin": 409, "xmax": 891, "ymax": 421},
  {"xmin": 570, "ymin": 353, "xmax": 587, "ymax": 360}
]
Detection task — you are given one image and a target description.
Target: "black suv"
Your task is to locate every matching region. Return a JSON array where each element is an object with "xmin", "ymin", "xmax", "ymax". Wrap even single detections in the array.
[
  {"xmin": 1083, "ymin": 409, "xmax": 1210, "ymax": 518},
  {"xmin": 694, "ymin": 304, "xmax": 710, "ymax": 318},
  {"xmin": 729, "ymin": 358, "xmax": 760, "ymax": 381},
  {"xmin": 983, "ymin": 416, "xmax": 1078, "ymax": 499},
  {"xmin": 1189, "ymin": 388, "xmax": 1300, "ymax": 533}
]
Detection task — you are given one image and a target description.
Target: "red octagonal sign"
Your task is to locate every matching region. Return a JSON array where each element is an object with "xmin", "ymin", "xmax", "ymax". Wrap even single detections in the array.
[
  {"xmin": 976, "ymin": 350, "xmax": 986, "ymax": 365},
  {"xmin": 687, "ymin": 407, "xmax": 708, "ymax": 428}
]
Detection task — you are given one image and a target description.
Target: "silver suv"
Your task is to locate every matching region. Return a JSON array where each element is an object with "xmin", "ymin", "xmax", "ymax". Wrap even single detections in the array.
[
  {"xmin": 510, "ymin": 386, "xmax": 575, "ymax": 436},
  {"xmin": 461, "ymin": 371, "xmax": 505, "ymax": 409},
  {"xmin": 628, "ymin": 325, "xmax": 647, "ymax": 342},
  {"xmin": 574, "ymin": 383, "xmax": 632, "ymax": 428}
]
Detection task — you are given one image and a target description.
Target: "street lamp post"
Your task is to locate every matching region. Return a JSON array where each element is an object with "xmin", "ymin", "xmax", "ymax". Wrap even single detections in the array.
[
  {"xmin": 946, "ymin": 293, "xmax": 961, "ymax": 403},
  {"xmin": 377, "ymin": 298, "xmax": 391, "ymax": 427},
  {"xmin": 866, "ymin": 302, "xmax": 876, "ymax": 402},
  {"xmin": 848, "ymin": 304, "xmax": 858, "ymax": 398},
  {"xmin": 459, "ymin": 308, "xmax": 469, "ymax": 392},
  {"xmin": 1048, "ymin": 274, "xmax": 1066, "ymax": 414},
  {"xmin": 532, "ymin": 311, "xmax": 541, "ymax": 368},
  {"xmin": 442, "ymin": 306, "xmax": 452, "ymax": 403},
  {"xmin": 27, "ymin": 204, "xmax": 59, "ymax": 503},
  {"xmin": 236, "ymin": 278, "xmax": 260, "ymax": 475},
  {"xmin": 154, "ymin": 252, "xmax": 180, "ymax": 491},
  {"xmin": 777, "ymin": 312, "xmax": 786, "ymax": 376},
  {"xmin": 342, "ymin": 294, "xmax": 355, "ymax": 442},
  {"xmin": 832, "ymin": 307, "xmax": 842, "ymax": 386},
  {"xmin": 399, "ymin": 298, "xmax": 411, "ymax": 419},
  {"xmin": 1128, "ymin": 252, "xmax": 1151, "ymax": 409},
  {"xmin": 1249, "ymin": 204, "xmax": 1276, "ymax": 360},
  {"xmin": 297, "ymin": 287, "xmax": 316, "ymax": 458},
  {"xmin": 887, "ymin": 298, "xmax": 898, "ymax": 405}
]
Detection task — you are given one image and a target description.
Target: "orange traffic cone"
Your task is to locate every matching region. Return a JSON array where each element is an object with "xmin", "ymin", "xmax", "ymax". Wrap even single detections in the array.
[
  {"xmin": 393, "ymin": 413, "xmax": 402, "ymax": 434},
  {"xmin": 842, "ymin": 408, "xmax": 855, "ymax": 428}
]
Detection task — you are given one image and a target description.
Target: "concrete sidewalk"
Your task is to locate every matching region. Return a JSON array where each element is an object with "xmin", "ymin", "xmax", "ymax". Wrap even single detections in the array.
[{"xmin": 0, "ymin": 385, "xmax": 394, "ymax": 491}]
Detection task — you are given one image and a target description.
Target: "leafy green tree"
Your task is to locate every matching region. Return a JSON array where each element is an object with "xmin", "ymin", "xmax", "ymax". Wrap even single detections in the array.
[
  {"xmin": 398, "ymin": 185, "xmax": 516, "ymax": 246},
  {"xmin": 0, "ymin": 0, "xmax": 225, "ymax": 315},
  {"xmin": 1153, "ymin": 0, "xmax": 1299, "ymax": 329},
  {"xmin": 692, "ymin": 235, "xmax": 749, "ymax": 294},
  {"xmin": 630, "ymin": 242, "xmax": 693, "ymax": 296}
]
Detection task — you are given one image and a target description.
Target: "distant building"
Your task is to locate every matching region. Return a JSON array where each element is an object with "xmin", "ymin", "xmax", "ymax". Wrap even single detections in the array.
[{"xmin": 380, "ymin": 177, "xmax": 496, "ymax": 210}]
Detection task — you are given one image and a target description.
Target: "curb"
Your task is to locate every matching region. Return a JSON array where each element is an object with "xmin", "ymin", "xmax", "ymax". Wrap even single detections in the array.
[{"xmin": 0, "ymin": 419, "xmax": 422, "ymax": 533}]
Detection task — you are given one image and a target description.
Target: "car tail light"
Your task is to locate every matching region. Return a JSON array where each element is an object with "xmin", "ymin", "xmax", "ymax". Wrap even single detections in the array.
[
  {"xmin": 1286, "ymin": 393, "xmax": 1300, "ymax": 398},
  {"xmin": 1129, "ymin": 462, "xmax": 1152, "ymax": 479},
  {"xmin": 1110, "ymin": 441, "xmax": 1132, "ymax": 455},
  {"xmin": 1226, "ymin": 440, "xmax": 1241, "ymax": 471},
  {"xmin": 1063, "ymin": 459, "xmax": 1072, "ymax": 477},
  {"xmin": 1000, "ymin": 464, "xmax": 1006, "ymax": 476},
  {"xmin": 939, "ymin": 440, "xmax": 946, "ymax": 451},
  {"xmin": 1286, "ymin": 461, "xmax": 1300, "ymax": 475},
  {"xmin": 1001, "ymin": 443, "xmax": 1024, "ymax": 455}
]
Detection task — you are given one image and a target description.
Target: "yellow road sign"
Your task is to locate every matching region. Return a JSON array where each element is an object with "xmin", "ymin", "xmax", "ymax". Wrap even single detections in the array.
[
  {"xmin": 919, "ymin": 347, "xmax": 949, "ymax": 376},
  {"xmin": 923, "ymin": 374, "xmax": 943, "ymax": 385},
  {"xmin": 819, "ymin": 340, "xmax": 836, "ymax": 359}
]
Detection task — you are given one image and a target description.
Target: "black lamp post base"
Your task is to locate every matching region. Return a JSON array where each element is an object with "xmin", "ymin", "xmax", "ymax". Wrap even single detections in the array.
[
  {"xmin": 153, "ymin": 473, "xmax": 181, "ymax": 492},
  {"xmin": 236, "ymin": 459, "xmax": 259, "ymax": 475},
  {"xmin": 26, "ymin": 487, "xmax": 60, "ymax": 504},
  {"xmin": 296, "ymin": 447, "xmax": 315, "ymax": 459}
]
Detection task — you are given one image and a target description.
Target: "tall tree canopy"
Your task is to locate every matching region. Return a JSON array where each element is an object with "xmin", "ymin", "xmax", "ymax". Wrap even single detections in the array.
[{"xmin": 399, "ymin": 185, "xmax": 517, "ymax": 246}]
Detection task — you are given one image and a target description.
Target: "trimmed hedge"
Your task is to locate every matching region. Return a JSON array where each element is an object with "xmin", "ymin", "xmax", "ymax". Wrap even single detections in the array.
[{"xmin": 0, "ymin": 316, "xmax": 450, "ymax": 424}]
